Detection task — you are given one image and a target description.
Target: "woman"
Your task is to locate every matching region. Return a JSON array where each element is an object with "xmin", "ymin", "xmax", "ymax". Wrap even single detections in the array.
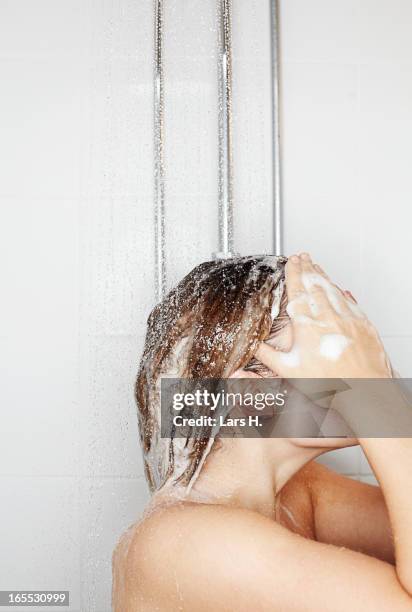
[{"xmin": 113, "ymin": 253, "xmax": 412, "ymax": 611}]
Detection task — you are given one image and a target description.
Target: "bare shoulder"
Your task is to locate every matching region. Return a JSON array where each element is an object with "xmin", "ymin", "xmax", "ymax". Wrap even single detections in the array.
[
  {"xmin": 113, "ymin": 461, "xmax": 351, "ymax": 594},
  {"xmin": 113, "ymin": 494, "xmax": 408, "ymax": 612},
  {"xmin": 112, "ymin": 502, "xmax": 288, "ymax": 611},
  {"xmin": 114, "ymin": 501, "xmax": 285, "ymax": 573}
]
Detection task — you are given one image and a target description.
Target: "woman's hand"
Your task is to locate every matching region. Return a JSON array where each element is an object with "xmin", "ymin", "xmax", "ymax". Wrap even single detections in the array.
[{"xmin": 256, "ymin": 253, "xmax": 391, "ymax": 379}]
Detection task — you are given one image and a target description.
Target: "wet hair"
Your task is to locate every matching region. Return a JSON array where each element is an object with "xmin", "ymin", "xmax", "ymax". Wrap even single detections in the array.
[{"xmin": 135, "ymin": 255, "xmax": 288, "ymax": 493}]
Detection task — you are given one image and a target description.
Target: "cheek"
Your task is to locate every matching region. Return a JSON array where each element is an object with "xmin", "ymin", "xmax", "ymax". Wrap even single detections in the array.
[{"xmin": 266, "ymin": 322, "xmax": 293, "ymax": 352}]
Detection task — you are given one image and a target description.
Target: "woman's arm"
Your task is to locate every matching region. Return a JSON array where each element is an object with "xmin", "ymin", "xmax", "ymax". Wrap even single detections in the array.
[
  {"xmin": 360, "ymin": 438, "xmax": 412, "ymax": 593},
  {"xmin": 255, "ymin": 253, "xmax": 412, "ymax": 601},
  {"xmin": 303, "ymin": 461, "xmax": 394, "ymax": 563}
]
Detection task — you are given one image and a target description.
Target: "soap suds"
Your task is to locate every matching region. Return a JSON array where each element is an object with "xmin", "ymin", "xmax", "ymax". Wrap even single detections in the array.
[
  {"xmin": 301, "ymin": 272, "xmax": 365, "ymax": 319},
  {"xmin": 262, "ymin": 255, "xmax": 284, "ymax": 270},
  {"xmin": 319, "ymin": 334, "xmax": 352, "ymax": 361},
  {"xmin": 287, "ymin": 293, "xmax": 319, "ymax": 318},
  {"xmin": 286, "ymin": 294, "xmax": 329, "ymax": 327},
  {"xmin": 301, "ymin": 273, "xmax": 344, "ymax": 314},
  {"xmin": 271, "ymin": 281, "xmax": 284, "ymax": 320}
]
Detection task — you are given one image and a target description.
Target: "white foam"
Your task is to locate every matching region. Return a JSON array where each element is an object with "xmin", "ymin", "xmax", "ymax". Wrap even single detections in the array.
[
  {"xmin": 301, "ymin": 273, "xmax": 343, "ymax": 314},
  {"xmin": 287, "ymin": 294, "xmax": 320, "ymax": 318},
  {"xmin": 261, "ymin": 255, "xmax": 282, "ymax": 269},
  {"xmin": 300, "ymin": 272, "xmax": 365, "ymax": 320},
  {"xmin": 319, "ymin": 334, "xmax": 352, "ymax": 361},
  {"xmin": 270, "ymin": 281, "xmax": 284, "ymax": 320}
]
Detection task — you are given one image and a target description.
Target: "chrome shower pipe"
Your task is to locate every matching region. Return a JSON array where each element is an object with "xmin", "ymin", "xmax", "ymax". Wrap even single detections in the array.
[
  {"xmin": 270, "ymin": 0, "xmax": 283, "ymax": 255},
  {"xmin": 214, "ymin": 0, "xmax": 236, "ymax": 260},
  {"xmin": 154, "ymin": 0, "xmax": 166, "ymax": 301}
]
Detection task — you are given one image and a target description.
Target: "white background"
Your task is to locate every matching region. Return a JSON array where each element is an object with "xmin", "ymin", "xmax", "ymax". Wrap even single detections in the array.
[{"xmin": 1, "ymin": 1, "xmax": 412, "ymax": 610}]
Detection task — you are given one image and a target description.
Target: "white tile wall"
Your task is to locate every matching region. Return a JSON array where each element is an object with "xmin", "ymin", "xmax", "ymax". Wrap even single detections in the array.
[
  {"xmin": 281, "ymin": 0, "xmax": 359, "ymax": 63},
  {"xmin": 0, "ymin": 57, "xmax": 87, "ymax": 198},
  {"xmin": 0, "ymin": 477, "xmax": 81, "ymax": 611},
  {"xmin": 80, "ymin": 335, "xmax": 145, "ymax": 478},
  {"xmin": 2, "ymin": 1, "xmax": 412, "ymax": 610},
  {"xmin": 80, "ymin": 477, "xmax": 149, "ymax": 612}
]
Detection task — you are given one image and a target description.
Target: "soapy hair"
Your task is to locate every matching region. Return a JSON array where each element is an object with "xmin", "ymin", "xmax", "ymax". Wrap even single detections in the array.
[{"xmin": 135, "ymin": 256, "xmax": 288, "ymax": 493}]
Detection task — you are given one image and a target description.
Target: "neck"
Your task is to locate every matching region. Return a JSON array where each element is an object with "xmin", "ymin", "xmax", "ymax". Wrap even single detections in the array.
[{"xmin": 188, "ymin": 438, "xmax": 325, "ymax": 519}]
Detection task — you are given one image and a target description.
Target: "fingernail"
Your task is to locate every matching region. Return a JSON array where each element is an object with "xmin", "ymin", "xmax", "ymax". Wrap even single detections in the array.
[
  {"xmin": 289, "ymin": 255, "xmax": 299, "ymax": 263},
  {"xmin": 300, "ymin": 252, "xmax": 311, "ymax": 260}
]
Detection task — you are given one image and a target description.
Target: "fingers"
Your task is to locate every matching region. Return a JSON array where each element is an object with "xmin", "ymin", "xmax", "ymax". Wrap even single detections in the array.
[
  {"xmin": 287, "ymin": 252, "xmax": 362, "ymax": 323},
  {"xmin": 314, "ymin": 262, "xmax": 352, "ymax": 304},
  {"xmin": 343, "ymin": 289, "xmax": 357, "ymax": 304},
  {"xmin": 285, "ymin": 255, "xmax": 317, "ymax": 320},
  {"xmin": 313, "ymin": 262, "xmax": 330, "ymax": 281},
  {"xmin": 255, "ymin": 343, "xmax": 284, "ymax": 376},
  {"xmin": 308, "ymin": 257, "xmax": 359, "ymax": 307},
  {"xmin": 286, "ymin": 293, "xmax": 313, "ymax": 319},
  {"xmin": 300, "ymin": 255, "xmax": 333, "ymax": 316},
  {"xmin": 285, "ymin": 255, "xmax": 304, "ymax": 301},
  {"xmin": 255, "ymin": 342, "xmax": 298, "ymax": 377},
  {"xmin": 294, "ymin": 253, "xmax": 353, "ymax": 318}
]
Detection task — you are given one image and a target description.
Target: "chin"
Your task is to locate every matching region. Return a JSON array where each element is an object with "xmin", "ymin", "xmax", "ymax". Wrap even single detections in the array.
[{"xmin": 290, "ymin": 437, "xmax": 359, "ymax": 449}]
